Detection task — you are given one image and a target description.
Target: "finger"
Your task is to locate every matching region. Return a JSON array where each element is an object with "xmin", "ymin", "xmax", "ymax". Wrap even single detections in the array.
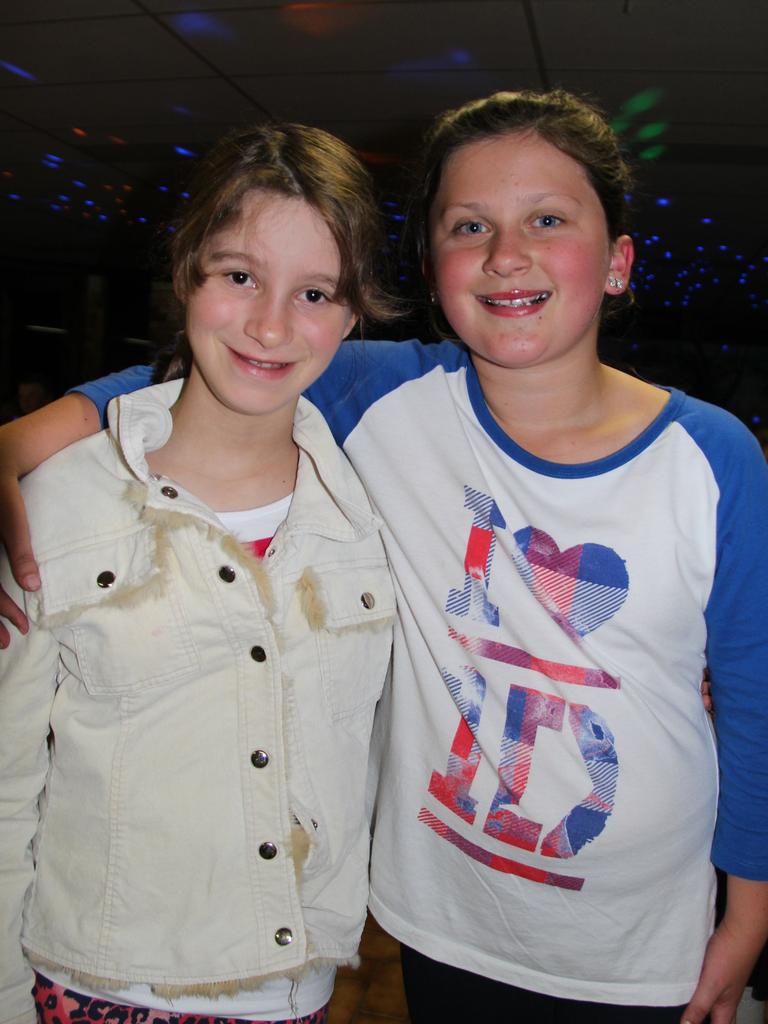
[
  {"xmin": 0, "ymin": 584, "xmax": 29, "ymax": 639},
  {"xmin": 0, "ymin": 481, "xmax": 40, "ymax": 591}
]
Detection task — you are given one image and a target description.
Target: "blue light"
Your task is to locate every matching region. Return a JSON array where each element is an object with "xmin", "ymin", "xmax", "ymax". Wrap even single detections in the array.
[
  {"xmin": 721, "ymin": 344, "xmax": 729, "ymax": 352},
  {"xmin": 7, "ymin": 193, "xmax": 21, "ymax": 200},
  {"xmin": 137, "ymin": 216, "xmax": 147, "ymax": 224},
  {"xmin": 180, "ymin": 191, "xmax": 190, "ymax": 199},
  {"xmin": 58, "ymin": 194, "xmax": 70, "ymax": 202},
  {"xmin": 72, "ymin": 180, "xmax": 86, "ymax": 188},
  {"xmin": 624, "ymin": 193, "xmax": 633, "ymax": 202},
  {"xmin": 664, "ymin": 251, "xmax": 672, "ymax": 259},
  {"xmin": 713, "ymin": 278, "xmax": 720, "ymax": 284},
  {"xmin": 45, "ymin": 153, "xmax": 63, "ymax": 163},
  {"xmin": 172, "ymin": 105, "xmax": 191, "ymax": 115},
  {"xmin": 696, "ymin": 245, "xmax": 704, "ymax": 253},
  {"xmin": 735, "ymin": 254, "xmax": 744, "ymax": 261},
  {"xmin": 158, "ymin": 185, "xmax": 169, "ymax": 193},
  {"xmin": 84, "ymin": 199, "xmax": 94, "ymax": 207},
  {"xmin": 49, "ymin": 203, "xmax": 61, "ymax": 211},
  {"xmin": 718, "ymin": 244, "xmax": 728, "ymax": 251},
  {"xmin": 751, "ymin": 415, "xmax": 762, "ymax": 425},
  {"xmin": 0, "ymin": 60, "xmax": 37, "ymax": 81},
  {"xmin": 42, "ymin": 160, "xmax": 60, "ymax": 170},
  {"xmin": 701, "ymin": 217, "xmax": 712, "ymax": 225},
  {"xmin": 664, "ymin": 300, "xmax": 672, "ymax": 307},
  {"xmin": 174, "ymin": 146, "xmax": 197, "ymax": 158},
  {"xmin": 98, "ymin": 213, "xmax": 108, "ymax": 221},
  {"xmin": 450, "ymin": 49, "xmax": 471, "ymax": 64},
  {"xmin": 651, "ymin": 234, "xmax": 660, "ymax": 241},
  {"xmin": 171, "ymin": 12, "xmax": 234, "ymax": 38},
  {"xmin": 655, "ymin": 197, "xmax": 670, "ymax": 206}
]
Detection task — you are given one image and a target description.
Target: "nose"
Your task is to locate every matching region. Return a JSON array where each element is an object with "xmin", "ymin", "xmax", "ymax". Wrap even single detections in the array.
[
  {"xmin": 482, "ymin": 227, "xmax": 531, "ymax": 276},
  {"xmin": 243, "ymin": 294, "xmax": 291, "ymax": 349}
]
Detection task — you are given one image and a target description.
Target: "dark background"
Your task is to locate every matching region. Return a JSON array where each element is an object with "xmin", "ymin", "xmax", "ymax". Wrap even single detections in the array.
[{"xmin": 1, "ymin": 0, "xmax": 766, "ymax": 425}]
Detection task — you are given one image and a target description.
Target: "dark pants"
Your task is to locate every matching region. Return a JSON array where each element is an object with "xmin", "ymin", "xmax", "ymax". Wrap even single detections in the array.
[{"xmin": 400, "ymin": 944, "xmax": 692, "ymax": 1023}]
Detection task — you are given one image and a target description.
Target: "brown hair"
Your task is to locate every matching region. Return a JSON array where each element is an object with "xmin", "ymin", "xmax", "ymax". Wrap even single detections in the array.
[
  {"xmin": 173, "ymin": 122, "xmax": 395, "ymax": 319},
  {"xmin": 157, "ymin": 121, "xmax": 397, "ymax": 381},
  {"xmin": 413, "ymin": 89, "xmax": 634, "ymax": 337}
]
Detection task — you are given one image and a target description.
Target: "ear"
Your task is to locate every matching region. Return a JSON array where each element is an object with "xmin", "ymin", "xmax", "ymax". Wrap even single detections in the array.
[
  {"xmin": 341, "ymin": 310, "xmax": 358, "ymax": 340},
  {"xmin": 606, "ymin": 234, "xmax": 634, "ymax": 293}
]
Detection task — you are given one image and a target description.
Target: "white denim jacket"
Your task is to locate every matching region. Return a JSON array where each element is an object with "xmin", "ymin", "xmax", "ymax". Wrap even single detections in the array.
[{"xmin": 0, "ymin": 381, "xmax": 394, "ymax": 1024}]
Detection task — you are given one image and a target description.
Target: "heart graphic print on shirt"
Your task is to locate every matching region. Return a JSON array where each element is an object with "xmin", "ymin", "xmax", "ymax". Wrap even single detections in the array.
[{"xmin": 512, "ymin": 526, "xmax": 629, "ymax": 643}]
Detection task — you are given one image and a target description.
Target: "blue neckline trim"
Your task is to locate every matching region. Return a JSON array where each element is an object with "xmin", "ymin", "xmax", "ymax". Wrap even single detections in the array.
[{"xmin": 465, "ymin": 362, "xmax": 684, "ymax": 479}]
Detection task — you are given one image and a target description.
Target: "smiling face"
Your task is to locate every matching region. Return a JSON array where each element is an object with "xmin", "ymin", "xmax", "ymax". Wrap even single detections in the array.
[
  {"xmin": 184, "ymin": 190, "xmax": 355, "ymax": 427},
  {"xmin": 427, "ymin": 131, "xmax": 633, "ymax": 380}
]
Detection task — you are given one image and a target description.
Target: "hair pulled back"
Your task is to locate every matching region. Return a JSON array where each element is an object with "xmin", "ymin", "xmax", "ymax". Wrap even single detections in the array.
[{"xmin": 413, "ymin": 89, "xmax": 634, "ymax": 337}]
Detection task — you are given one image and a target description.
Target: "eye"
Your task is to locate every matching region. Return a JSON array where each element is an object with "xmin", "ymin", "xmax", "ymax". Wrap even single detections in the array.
[
  {"xmin": 226, "ymin": 270, "xmax": 253, "ymax": 287},
  {"xmin": 532, "ymin": 214, "xmax": 562, "ymax": 228},
  {"xmin": 302, "ymin": 288, "xmax": 329, "ymax": 304},
  {"xmin": 455, "ymin": 220, "xmax": 487, "ymax": 236}
]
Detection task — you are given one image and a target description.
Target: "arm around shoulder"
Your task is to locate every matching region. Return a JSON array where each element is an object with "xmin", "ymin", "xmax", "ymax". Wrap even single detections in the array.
[{"xmin": 0, "ymin": 393, "xmax": 100, "ymax": 641}]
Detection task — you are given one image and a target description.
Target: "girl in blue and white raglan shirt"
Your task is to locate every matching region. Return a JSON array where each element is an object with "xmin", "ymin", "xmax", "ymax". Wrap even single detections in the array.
[{"xmin": 1, "ymin": 90, "xmax": 767, "ymax": 1024}]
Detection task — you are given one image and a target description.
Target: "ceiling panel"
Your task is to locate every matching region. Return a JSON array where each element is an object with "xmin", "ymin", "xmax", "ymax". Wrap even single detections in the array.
[
  {"xmin": 534, "ymin": 0, "xmax": 768, "ymax": 71},
  {"xmin": 235, "ymin": 68, "xmax": 542, "ymax": 128},
  {"xmin": 0, "ymin": 0, "xmax": 135, "ymax": 22},
  {"xmin": 160, "ymin": 1, "xmax": 534, "ymax": 76},
  {"xmin": 0, "ymin": 15, "xmax": 212, "ymax": 83},
  {"xmin": 0, "ymin": 79, "xmax": 262, "ymax": 130}
]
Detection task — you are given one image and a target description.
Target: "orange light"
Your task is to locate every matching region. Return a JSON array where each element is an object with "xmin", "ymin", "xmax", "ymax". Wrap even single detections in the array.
[
  {"xmin": 107, "ymin": 135, "xmax": 127, "ymax": 145},
  {"xmin": 2, "ymin": 170, "xmax": 13, "ymax": 178},
  {"xmin": 122, "ymin": 184, "xmax": 133, "ymax": 192},
  {"xmin": 72, "ymin": 127, "xmax": 87, "ymax": 137}
]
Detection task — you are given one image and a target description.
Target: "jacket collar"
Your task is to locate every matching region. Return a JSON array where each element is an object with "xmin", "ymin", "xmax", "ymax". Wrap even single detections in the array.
[{"xmin": 107, "ymin": 380, "xmax": 381, "ymax": 542}]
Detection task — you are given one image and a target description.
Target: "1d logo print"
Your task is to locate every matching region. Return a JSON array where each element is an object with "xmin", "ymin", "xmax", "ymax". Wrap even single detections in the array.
[{"xmin": 419, "ymin": 486, "xmax": 629, "ymax": 890}]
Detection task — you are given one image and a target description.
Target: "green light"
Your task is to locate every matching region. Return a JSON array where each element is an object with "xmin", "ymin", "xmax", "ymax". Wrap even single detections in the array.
[
  {"xmin": 638, "ymin": 144, "xmax": 667, "ymax": 161},
  {"xmin": 610, "ymin": 118, "xmax": 631, "ymax": 135},
  {"xmin": 621, "ymin": 88, "xmax": 664, "ymax": 116},
  {"xmin": 635, "ymin": 121, "xmax": 667, "ymax": 140}
]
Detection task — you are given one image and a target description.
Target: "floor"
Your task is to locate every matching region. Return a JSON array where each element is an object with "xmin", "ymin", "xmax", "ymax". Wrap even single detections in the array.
[{"xmin": 328, "ymin": 916, "xmax": 410, "ymax": 1024}]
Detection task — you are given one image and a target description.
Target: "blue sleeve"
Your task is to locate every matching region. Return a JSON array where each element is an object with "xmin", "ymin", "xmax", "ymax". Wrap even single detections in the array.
[
  {"xmin": 306, "ymin": 338, "xmax": 466, "ymax": 445},
  {"xmin": 68, "ymin": 365, "xmax": 154, "ymax": 425},
  {"xmin": 689, "ymin": 403, "xmax": 768, "ymax": 879}
]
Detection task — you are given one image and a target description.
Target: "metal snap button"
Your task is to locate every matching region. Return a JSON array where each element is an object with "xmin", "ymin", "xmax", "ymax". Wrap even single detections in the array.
[
  {"xmin": 266, "ymin": 547, "xmax": 276, "ymax": 558},
  {"xmin": 160, "ymin": 485, "xmax": 178, "ymax": 499},
  {"xmin": 259, "ymin": 841, "xmax": 278, "ymax": 860},
  {"xmin": 274, "ymin": 927, "xmax": 293, "ymax": 946},
  {"xmin": 97, "ymin": 571, "xmax": 116, "ymax": 589},
  {"xmin": 218, "ymin": 566, "xmax": 236, "ymax": 583},
  {"xmin": 250, "ymin": 750, "xmax": 269, "ymax": 769},
  {"xmin": 250, "ymin": 646, "xmax": 266, "ymax": 663},
  {"xmin": 360, "ymin": 592, "xmax": 375, "ymax": 609}
]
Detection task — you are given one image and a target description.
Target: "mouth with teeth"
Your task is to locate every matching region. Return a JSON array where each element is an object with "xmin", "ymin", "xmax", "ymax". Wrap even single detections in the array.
[
  {"xmin": 479, "ymin": 290, "xmax": 551, "ymax": 310},
  {"xmin": 230, "ymin": 348, "xmax": 292, "ymax": 377}
]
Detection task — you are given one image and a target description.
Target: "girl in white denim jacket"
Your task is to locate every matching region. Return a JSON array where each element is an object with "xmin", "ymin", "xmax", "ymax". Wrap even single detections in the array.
[{"xmin": 0, "ymin": 124, "xmax": 395, "ymax": 1024}]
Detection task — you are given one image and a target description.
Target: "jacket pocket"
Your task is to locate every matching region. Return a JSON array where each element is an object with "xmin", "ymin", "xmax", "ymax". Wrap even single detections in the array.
[
  {"xmin": 309, "ymin": 561, "xmax": 394, "ymax": 720},
  {"xmin": 42, "ymin": 530, "xmax": 200, "ymax": 694}
]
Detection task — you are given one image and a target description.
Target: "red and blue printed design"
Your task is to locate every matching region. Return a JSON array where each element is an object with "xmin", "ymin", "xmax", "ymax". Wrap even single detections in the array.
[{"xmin": 422, "ymin": 486, "xmax": 627, "ymax": 889}]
